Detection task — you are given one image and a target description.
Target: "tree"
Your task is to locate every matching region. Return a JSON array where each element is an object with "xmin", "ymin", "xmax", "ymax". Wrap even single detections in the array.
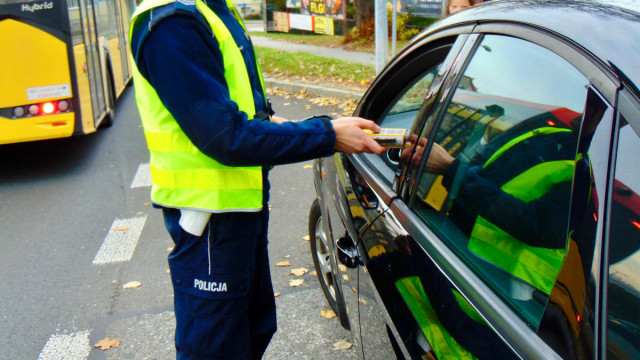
[{"xmin": 354, "ymin": 0, "xmax": 375, "ymax": 29}]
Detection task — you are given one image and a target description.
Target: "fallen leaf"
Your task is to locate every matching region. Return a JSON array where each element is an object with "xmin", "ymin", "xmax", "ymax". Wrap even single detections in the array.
[
  {"xmin": 167, "ymin": 247, "xmax": 174, "ymax": 252},
  {"xmin": 321, "ymin": 309, "xmax": 337, "ymax": 319},
  {"xmin": 332, "ymin": 340, "xmax": 353, "ymax": 351},
  {"xmin": 289, "ymin": 278, "xmax": 304, "ymax": 287},
  {"xmin": 303, "ymin": 164, "xmax": 313, "ymax": 169},
  {"xmin": 359, "ymin": 296, "xmax": 368, "ymax": 305},
  {"xmin": 343, "ymin": 274, "xmax": 349, "ymax": 281},
  {"xmin": 123, "ymin": 281, "xmax": 142, "ymax": 289},
  {"xmin": 166, "ymin": 269, "xmax": 170, "ymax": 274},
  {"xmin": 338, "ymin": 264, "xmax": 347, "ymax": 272},
  {"xmin": 290, "ymin": 268, "xmax": 309, "ymax": 276},
  {"xmin": 284, "ymin": 255, "xmax": 291, "ymax": 258},
  {"xmin": 94, "ymin": 338, "xmax": 120, "ymax": 351},
  {"xmin": 269, "ymin": 205, "xmax": 273, "ymax": 212},
  {"xmin": 143, "ymin": 202, "xmax": 151, "ymax": 206},
  {"xmin": 309, "ymin": 270, "xmax": 318, "ymax": 276},
  {"xmin": 276, "ymin": 261, "xmax": 291, "ymax": 267},
  {"xmin": 274, "ymin": 292, "xmax": 280, "ymax": 297},
  {"xmin": 136, "ymin": 211, "xmax": 144, "ymax": 216},
  {"xmin": 112, "ymin": 226, "xmax": 129, "ymax": 232},
  {"xmin": 302, "ymin": 235, "xmax": 310, "ymax": 241}
]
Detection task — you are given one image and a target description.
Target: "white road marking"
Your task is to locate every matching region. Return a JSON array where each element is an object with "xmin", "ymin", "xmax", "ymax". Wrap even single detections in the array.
[
  {"xmin": 93, "ymin": 215, "xmax": 148, "ymax": 265},
  {"xmin": 38, "ymin": 330, "xmax": 91, "ymax": 360},
  {"xmin": 130, "ymin": 163, "xmax": 152, "ymax": 188}
]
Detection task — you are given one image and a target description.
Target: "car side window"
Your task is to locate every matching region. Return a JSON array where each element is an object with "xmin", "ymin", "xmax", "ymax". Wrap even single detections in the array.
[
  {"xmin": 607, "ymin": 114, "xmax": 640, "ymax": 359},
  {"xmin": 407, "ymin": 35, "xmax": 589, "ymax": 329},
  {"xmin": 379, "ymin": 66, "xmax": 440, "ymax": 130}
]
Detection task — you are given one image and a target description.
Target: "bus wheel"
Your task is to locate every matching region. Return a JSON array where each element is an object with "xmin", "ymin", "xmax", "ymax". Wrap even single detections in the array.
[{"xmin": 101, "ymin": 71, "xmax": 116, "ymax": 128}]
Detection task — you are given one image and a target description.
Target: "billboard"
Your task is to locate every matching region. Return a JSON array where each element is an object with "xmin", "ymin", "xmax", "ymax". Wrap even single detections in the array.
[
  {"xmin": 301, "ymin": 0, "xmax": 345, "ymax": 19},
  {"xmin": 399, "ymin": 0, "xmax": 443, "ymax": 16}
]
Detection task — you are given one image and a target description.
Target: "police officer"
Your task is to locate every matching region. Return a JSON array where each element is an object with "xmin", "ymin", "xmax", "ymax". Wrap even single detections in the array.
[{"xmin": 128, "ymin": 0, "xmax": 385, "ymax": 358}]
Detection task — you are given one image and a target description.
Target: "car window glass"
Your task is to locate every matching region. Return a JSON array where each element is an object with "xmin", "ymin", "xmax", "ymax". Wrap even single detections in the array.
[
  {"xmin": 607, "ymin": 114, "xmax": 640, "ymax": 359},
  {"xmin": 407, "ymin": 34, "xmax": 589, "ymax": 329},
  {"xmin": 379, "ymin": 64, "xmax": 441, "ymax": 130},
  {"xmin": 535, "ymin": 90, "xmax": 611, "ymax": 359}
]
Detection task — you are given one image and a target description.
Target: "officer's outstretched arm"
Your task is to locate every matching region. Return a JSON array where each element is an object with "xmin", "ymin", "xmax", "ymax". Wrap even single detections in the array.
[{"xmin": 332, "ymin": 117, "xmax": 385, "ymax": 154}]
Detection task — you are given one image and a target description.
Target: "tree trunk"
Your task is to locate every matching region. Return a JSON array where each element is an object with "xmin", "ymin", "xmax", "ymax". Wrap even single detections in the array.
[{"xmin": 354, "ymin": 0, "xmax": 375, "ymax": 28}]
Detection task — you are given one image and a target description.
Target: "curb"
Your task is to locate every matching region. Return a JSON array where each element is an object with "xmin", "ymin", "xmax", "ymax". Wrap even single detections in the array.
[{"xmin": 264, "ymin": 78, "xmax": 363, "ymax": 101}]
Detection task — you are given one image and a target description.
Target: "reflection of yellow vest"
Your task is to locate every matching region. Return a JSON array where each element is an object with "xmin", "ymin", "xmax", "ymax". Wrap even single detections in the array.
[
  {"xmin": 129, "ymin": 0, "xmax": 265, "ymax": 212},
  {"xmin": 468, "ymin": 128, "xmax": 574, "ymax": 295},
  {"xmin": 396, "ymin": 277, "xmax": 477, "ymax": 359}
]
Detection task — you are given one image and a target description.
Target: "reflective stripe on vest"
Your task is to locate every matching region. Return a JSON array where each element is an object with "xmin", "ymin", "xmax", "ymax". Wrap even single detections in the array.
[
  {"xmin": 129, "ymin": 0, "xmax": 264, "ymax": 212},
  {"xmin": 468, "ymin": 127, "xmax": 574, "ymax": 295}
]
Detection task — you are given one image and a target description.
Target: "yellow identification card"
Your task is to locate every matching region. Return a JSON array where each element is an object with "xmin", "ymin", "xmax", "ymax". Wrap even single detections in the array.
[{"xmin": 364, "ymin": 128, "xmax": 407, "ymax": 148}]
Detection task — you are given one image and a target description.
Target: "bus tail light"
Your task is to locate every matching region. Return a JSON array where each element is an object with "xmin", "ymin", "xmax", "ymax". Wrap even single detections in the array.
[
  {"xmin": 58, "ymin": 100, "xmax": 69, "ymax": 112},
  {"xmin": 13, "ymin": 107, "xmax": 25, "ymax": 118},
  {"xmin": 42, "ymin": 102, "xmax": 55, "ymax": 114},
  {"xmin": 28, "ymin": 104, "xmax": 39, "ymax": 116}
]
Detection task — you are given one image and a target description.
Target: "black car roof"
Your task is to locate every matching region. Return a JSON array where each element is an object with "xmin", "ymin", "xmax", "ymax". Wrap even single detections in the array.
[{"xmin": 424, "ymin": 0, "xmax": 640, "ymax": 92}]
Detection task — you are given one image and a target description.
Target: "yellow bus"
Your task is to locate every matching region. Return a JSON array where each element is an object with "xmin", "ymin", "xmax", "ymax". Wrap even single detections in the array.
[{"xmin": 0, "ymin": 0, "xmax": 134, "ymax": 145}]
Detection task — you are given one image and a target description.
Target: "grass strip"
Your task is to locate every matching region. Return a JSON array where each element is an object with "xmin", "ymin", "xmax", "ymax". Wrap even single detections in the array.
[{"xmin": 255, "ymin": 46, "xmax": 376, "ymax": 86}]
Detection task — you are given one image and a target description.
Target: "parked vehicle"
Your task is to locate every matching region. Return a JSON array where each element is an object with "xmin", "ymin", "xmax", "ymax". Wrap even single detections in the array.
[{"xmin": 308, "ymin": 1, "xmax": 640, "ymax": 359}]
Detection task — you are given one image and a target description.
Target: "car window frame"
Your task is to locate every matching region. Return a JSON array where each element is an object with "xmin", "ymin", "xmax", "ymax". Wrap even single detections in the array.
[
  {"xmin": 601, "ymin": 88, "xmax": 640, "ymax": 359},
  {"xmin": 392, "ymin": 23, "xmax": 621, "ymax": 360},
  {"xmin": 347, "ymin": 30, "xmax": 476, "ymax": 207}
]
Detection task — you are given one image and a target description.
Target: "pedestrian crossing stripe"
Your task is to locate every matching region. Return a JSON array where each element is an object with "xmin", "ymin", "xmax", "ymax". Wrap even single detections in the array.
[
  {"xmin": 131, "ymin": 163, "xmax": 152, "ymax": 188},
  {"xmin": 38, "ymin": 330, "xmax": 91, "ymax": 360},
  {"xmin": 93, "ymin": 215, "xmax": 148, "ymax": 265}
]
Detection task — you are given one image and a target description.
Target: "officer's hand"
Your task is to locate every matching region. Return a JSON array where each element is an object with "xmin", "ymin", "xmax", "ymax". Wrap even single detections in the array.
[
  {"xmin": 271, "ymin": 115, "xmax": 289, "ymax": 124},
  {"xmin": 331, "ymin": 117, "xmax": 385, "ymax": 154}
]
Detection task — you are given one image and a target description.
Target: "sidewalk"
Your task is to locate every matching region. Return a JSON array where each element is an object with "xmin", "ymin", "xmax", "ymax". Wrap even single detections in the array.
[{"xmin": 251, "ymin": 35, "xmax": 374, "ymax": 100}]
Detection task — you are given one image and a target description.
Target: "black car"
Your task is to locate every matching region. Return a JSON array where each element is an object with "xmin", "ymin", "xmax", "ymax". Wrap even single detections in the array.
[{"xmin": 308, "ymin": 1, "xmax": 640, "ymax": 359}]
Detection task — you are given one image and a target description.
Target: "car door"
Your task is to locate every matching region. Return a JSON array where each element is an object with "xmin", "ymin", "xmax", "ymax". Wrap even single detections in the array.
[
  {"xmin": 391, "ymin": 26, "xmax": 620, "ymax": 359},
  {"xmin": 603, "ymin": 89, "xmax": 640, "ymax": 359},
  {"xmin": 333, "ymin": 30, "xmax": 474, "ymax": 358}
]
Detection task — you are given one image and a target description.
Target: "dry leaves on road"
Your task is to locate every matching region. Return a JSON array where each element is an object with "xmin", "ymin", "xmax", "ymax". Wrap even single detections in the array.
[
  {"xmin": 289, "ymin": 279, "xmax": 305, "ymax": 287},
  {"xmin": 321, "ymin": 309, "xmax": 337, "ymax": 319},
  {"xmin": 276, "ymin": 261, "xmax": 291, "ymax": 267},
  {"xmin": 332, "ymin": 340, "xmax": 353, "ymax": 351},
  {"xmin": 309, "ymin": 270, "xmax": 318, "ymax": 276},
  {"xmin": 303, "ymin": 164, "xmax": 313, "ymax": 169},
  {"xmin": 338, "ymin": 264, "xmax": 347, "ymax": 272},
  {"xmin": 94, "ymin": 338, "xmax": 120, "ymax": 351},
  {"xmin": 302, "ymin": 235, "xmax": 310, "ymax": 241},
  {"xmin": 290, "ymin": 268, "xmax": 308, "ymax": 276},
  {"xmin": 123, "ymin": 281, "xmax": 142, "ymax": 289},
  {"xmin": 111, "ymin": 226, "xmax": 129, "ymax": 232}
]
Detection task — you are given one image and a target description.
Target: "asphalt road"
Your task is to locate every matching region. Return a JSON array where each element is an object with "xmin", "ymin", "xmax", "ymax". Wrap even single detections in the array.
[{"xmin": 0, "ymin": 86, "xmax": 356, "ymax": 359}]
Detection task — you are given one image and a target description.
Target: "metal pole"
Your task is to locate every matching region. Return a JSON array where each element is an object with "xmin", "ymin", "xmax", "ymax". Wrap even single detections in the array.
[
  {"xmin": 392, "ymin": 0, "xmax": 397, "ymax": 56},
  {"xmin": 375, "ymin": 0, "xmax": 388, "ymax": 74},
  {"xmin": 262, "ymin": 0, "xmax": 267, "ymax": 32},
  {"xmin": 342, "ymin": 0, "xmax": 347, "ymax": 35}
]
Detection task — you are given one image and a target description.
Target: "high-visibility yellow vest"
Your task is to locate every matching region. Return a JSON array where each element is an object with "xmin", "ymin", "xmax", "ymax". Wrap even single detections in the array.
[
  {"xmin": 468, "ymin": 127, "xmax": 575, "ymax": 295},
  {"xmin": 129, "ymin": 0, "xmax": 265, "ymax": 212}
]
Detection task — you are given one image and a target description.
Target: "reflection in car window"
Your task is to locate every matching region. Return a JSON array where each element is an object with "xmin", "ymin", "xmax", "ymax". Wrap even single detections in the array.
[
  {"xmin": 607, "ymin": 115, "xmax": 640, "ymax": 359},
  {"xmin": 380, "ymin": 65, "xmax": 441, "ymax": 130},
  {"xmin": 407, "ymin": 34, "xmax": 589, "ymax": 334}
]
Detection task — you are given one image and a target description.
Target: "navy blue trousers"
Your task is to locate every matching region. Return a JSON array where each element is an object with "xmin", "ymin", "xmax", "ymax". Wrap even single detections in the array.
[{"xmin": 162, "ymin": 207, "xmax": 277, "ymax": 359}]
